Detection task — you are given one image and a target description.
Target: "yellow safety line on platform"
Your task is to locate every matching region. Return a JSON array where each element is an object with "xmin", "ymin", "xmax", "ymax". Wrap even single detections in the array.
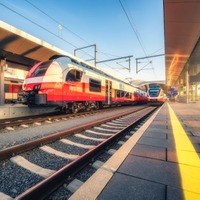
[{"xmin": 168, "ymin": 103, "xmax": 200, "ymax": 200}]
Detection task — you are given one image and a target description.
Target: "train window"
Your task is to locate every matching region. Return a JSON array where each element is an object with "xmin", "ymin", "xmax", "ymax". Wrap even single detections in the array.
[
  {"xmin": 125, "ymin": 92, "xmax": 132, "ymax": 99},
  {"xmin": 134, "ymin": 91, "xmax": 139, "ymax": 97},
  {"xmin": 116, "ymin": 90, "xmax": 126, "ymax": 97},
  {"xmin": 116, "ymin": 90, "xmax": 120, "ymax": 97},
  {"xmin": 121, "ymin": 91, "xmax": 125, "ymax": 97},
  {"xmin": 4, "ymin": 84, "xmax": 9, "ymax": 92},
  {"xmin": 66, "ymin": 69, "xmax": 82, "ymax": 82},
  {"xmin": 31, "ymin": 61, "xmax": 52, "ymax": 77},
  {"xmin": 76, "ymin": 71, "xmax": 81, "ymax": 80},
  {"xmin": 89, "ymin": 78, "xmax": 101, "ymax": 92}
]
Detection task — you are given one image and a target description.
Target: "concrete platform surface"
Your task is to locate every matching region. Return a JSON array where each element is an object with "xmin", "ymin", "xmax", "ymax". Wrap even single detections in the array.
[
  {"xmin": 0, "ymin": 104, "xmax": 56, "ymax": 119},
  {"xmin": 69, "ymin": 102, "xmax": 200, "ymax": 200}
]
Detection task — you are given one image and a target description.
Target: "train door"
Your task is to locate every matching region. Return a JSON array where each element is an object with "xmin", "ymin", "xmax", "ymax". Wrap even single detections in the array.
[{"xmin": 106, "ymin": 80, "xmax": 112, "ymax": 105}]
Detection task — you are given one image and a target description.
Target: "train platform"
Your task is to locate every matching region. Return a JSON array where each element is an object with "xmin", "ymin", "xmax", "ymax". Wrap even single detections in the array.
[
  {"xmin": 0, "ymin": 103, "xmax": 56, "ymax": 119},
  {"xmin": 70, "ymin": 102, "xmax": 200, "ymax": 200}
]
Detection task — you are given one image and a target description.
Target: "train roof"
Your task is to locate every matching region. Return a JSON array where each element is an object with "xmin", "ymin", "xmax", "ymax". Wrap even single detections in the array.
[{"xmin": 51, "ymin": 55, "xmax": 135, "ymax": 88}]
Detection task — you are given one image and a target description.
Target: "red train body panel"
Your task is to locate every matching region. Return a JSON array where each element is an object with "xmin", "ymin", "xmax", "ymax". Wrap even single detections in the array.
[{"xmin": 19, "ymin": 55, "xmax": 147, "ymax": 113}]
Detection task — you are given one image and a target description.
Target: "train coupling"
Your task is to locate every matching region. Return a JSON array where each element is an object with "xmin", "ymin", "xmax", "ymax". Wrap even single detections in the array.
[{"xmin": 18, "ymin": 91, "xmax": 47, "ymax": 106}]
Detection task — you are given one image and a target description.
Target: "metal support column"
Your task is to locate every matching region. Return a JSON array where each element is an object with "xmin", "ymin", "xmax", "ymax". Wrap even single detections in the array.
[
  {"xmin": 186, "ymin": 63, "xmax": 189, "ymax": 104},
  {"xmin": 0, "ymin": 59, "xmax": 6, "ymax": 105}
]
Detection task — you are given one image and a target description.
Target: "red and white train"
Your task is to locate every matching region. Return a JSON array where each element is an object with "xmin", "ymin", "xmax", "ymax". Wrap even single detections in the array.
[
  {"xmin": 19, "ymin": 55, "xmax": 147, "ymax": 113},
  {"xmin": 147, "ymin": 84, "xmax": 165, "ymax": 105},
  {"xmin": 4, "ymin": 79, "xmax": 22, "ymax": 103}
]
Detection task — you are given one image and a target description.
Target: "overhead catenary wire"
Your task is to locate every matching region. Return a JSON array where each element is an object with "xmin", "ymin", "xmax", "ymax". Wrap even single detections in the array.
[
  {"xmin": 118, "ymin": 0, "xmax": 148, "ymax": 57},
  {"xmin": 25, "ymin": 0, "xmax": 130, "ymax": 71},
  {"xmin": 0, "ymin": 1, "xmax": 134, "ymax": 81},
  {"xmin": 0, "ymin": 1, "xmax": 97, "ymax": 62},
  {"xmin": 119, "ymin": 0, "xmax": 162, "ymax": 79},
  {"xmin": 25, "ymin": 0, "xmax": 129, "ymax": 66},
  {"xmin": 25, "ymin": 0, "xmax": 97, "ymax": 61},
  {"xmin": 27, "ymin": 0, "xmax": 135, "ymax": 74},
  {"xmin": 0, "ymin": 2, "xmax": 77, "ymax": 49},
  {"xmin": 25, "ymin": 0, "xmax": 90, "ymax": 46}
]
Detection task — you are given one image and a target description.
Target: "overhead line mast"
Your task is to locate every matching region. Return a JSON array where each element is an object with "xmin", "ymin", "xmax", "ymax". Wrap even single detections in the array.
[
  {"xmin": 96, "ymin": 56, "xmax": 133, "ymax": 72},
  {"xmin": 136, "ymin": 54, "xmax": 164, "ymax": 73},
  {"xmin": 74, "ymin": 45, "xmax": 133, "ymax": 72}
]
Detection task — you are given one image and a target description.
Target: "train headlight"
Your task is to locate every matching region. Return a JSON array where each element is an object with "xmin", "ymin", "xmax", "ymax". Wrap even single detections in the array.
[{"xmin": 33, "ymin": 84, "xmax": 41, "ymax": 90}]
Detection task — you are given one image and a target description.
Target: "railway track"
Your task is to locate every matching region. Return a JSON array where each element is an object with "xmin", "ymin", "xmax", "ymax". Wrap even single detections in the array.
[
  {"xmin": 0, "ymin": 106, "xmax": 158, "ymax": 200},
  {"xmin": 0, "ymin": 106, "xmax": 148, "ymax": 150},
  {"xmin": 0, "ymin": 105, "xmax": 144, "ymax": 131},
  {"xmin": 0, "ymin": 111, "xmax": 60, "ymax": 130}
]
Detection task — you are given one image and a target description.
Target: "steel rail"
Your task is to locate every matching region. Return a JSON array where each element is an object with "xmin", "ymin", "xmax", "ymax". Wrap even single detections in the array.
[
  {"xmin": 15, "ymin": 106, "xmax": 157, "ymax": 200},
  {"xmin": 0, "ymin": 106, "xmax": 147, "ymax": 160}
]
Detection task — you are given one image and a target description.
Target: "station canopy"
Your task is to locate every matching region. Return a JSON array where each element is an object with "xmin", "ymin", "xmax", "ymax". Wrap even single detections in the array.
[
  {"xmin": 0, "ymin": 20, "xmax": 72, "ymax": 70},
  {"xmin": 164, "ymin": 0, "xmax": 200, "ymax": 88}
]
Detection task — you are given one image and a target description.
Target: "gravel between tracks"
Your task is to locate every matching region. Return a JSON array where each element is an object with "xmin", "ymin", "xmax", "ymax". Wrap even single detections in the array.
[{"xmin": 0, "ymin": 160, "xmax": 43, "ymax": 198}]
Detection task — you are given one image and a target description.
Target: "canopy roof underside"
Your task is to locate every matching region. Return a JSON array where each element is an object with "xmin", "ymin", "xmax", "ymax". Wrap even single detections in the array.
[{"xmin": 164, "ymin": 0, "xmax": 200, "ymax": 87}]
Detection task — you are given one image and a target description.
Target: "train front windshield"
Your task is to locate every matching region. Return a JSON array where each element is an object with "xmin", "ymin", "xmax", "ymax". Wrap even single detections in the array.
[
  {"xmin": 148, "ymin": 89, "xmax": 160, "ymax": 97},
  {"xmin": 30, "ymin": 61, "xmax": 53, "ymax": 77}
]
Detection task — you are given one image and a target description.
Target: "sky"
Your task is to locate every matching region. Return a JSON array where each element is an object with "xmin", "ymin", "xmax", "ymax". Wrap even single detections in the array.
[{"xmin": 0, "ymin": 0, "xmax": 165, "ymax": 83}]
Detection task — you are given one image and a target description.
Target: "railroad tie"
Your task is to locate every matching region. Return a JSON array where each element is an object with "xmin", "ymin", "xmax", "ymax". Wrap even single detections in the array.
[
  {"xmin": 60, "ymin": 139, "xmax": 95, "ymax": 149},
  {"xmin": 40, "ymin": 145, "xmax": 78, "ymax": 160},
  {"xmin": 10, "ymin": 155, "xmax": 55, "ymax": 178}
]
